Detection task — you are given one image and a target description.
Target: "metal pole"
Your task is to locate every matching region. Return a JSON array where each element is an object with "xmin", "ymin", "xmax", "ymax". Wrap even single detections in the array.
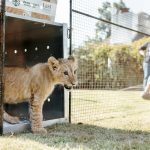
[
  {"xmin": 69, "ymin": 0, "xmax": 72, "ymax": 123},
  {"xmin": 0, "ymin": 0, "xmax": 6, "ymax": 135},
  {"xmin": 69, "ymin": 0, "xmax": 72, "ymax": 54}
]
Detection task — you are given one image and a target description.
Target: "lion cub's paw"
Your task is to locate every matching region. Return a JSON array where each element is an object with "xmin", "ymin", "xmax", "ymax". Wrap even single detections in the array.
[
  {"xmin": 32, "ymin": 127, "xmax": 47, "ymax": 134},
  {"xmin": 7, "ymin": 116, "xmax": 20, "ymax": 124},
  {"xmin": 10, "ymin": 116, "xmax": 20, "ymax": 124},
  {"xmin": 4, "ymin": 112, "xmax": 20, "ymax": 124}
]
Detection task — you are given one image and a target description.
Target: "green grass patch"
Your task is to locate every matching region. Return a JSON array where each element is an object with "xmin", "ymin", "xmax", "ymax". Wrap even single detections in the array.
[{"xmin": 1, "ymin": 90, "xmax": 150, "ymax": 150}]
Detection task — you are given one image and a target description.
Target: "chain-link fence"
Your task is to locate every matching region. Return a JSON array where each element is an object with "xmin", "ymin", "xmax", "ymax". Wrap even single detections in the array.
[{"xmin": 70, "ymin": 0, "xmax": 150, "ymax": 126}]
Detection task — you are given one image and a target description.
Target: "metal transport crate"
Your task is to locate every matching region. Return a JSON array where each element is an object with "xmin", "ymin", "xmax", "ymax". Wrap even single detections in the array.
[{"xmin": 0, "ymin": 3, "xmax": 69, "ymax": 133}]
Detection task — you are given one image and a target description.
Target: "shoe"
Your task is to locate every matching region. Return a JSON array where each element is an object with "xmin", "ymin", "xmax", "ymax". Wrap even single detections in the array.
[{"xmin": 141, "ymin": 92, "xmax": 150, "ymax": 100}]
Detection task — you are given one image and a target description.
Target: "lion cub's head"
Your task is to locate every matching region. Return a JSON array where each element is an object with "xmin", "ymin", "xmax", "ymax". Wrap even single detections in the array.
[{"xmin": 48, "ymin": 56, "xmax": 78, "ymax": 90}]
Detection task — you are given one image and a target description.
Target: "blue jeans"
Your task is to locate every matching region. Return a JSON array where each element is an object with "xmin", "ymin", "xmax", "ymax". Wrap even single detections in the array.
[{"xmin": 143, "ymin": 62, "xmax": 150, "ymax": 88}]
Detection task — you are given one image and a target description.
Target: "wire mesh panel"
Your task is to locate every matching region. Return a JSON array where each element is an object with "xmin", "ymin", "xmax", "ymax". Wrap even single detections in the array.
[{"xmin": 71, "ymin": 0, "xmax": 150, "ymax": 127}]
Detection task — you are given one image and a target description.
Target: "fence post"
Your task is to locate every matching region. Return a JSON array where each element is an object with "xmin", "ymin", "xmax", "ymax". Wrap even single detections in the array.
[
  {"xmin": 0, "ymin": 0, "xmax": 6, "ymax": 135},
  {"xmin": 69, "ymin": 0, "xmax": 72, "ymax": 123}
]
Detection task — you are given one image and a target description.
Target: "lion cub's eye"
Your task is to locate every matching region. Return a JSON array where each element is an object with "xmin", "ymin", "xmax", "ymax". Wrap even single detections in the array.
[{"xmin": 64, "ymin": 71, "xmax": 68, "ymax": 75}]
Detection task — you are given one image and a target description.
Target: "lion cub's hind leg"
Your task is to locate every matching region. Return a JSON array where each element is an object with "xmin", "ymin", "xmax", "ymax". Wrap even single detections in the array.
[{"xmin": 4, "ymin": 111, "xmax": 20, "ymax": 124}]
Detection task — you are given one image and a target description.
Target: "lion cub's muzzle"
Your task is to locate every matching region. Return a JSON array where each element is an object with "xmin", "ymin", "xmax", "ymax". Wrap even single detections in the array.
[
  {"xmin": 64, "ymin": 82, "xmax": 77, "ymax": 90},
  {"xmin": 64, "ymin": 85, "xmax": 72, "ymax": 90}
]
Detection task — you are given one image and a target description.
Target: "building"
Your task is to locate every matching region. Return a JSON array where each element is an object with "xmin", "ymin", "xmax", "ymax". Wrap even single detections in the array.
[{"xmin": 110, "ymin": 10, "xmax": 150, "ymax": 44}]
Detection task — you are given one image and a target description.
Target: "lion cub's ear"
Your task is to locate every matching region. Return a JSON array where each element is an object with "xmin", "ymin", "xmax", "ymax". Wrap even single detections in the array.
[
  {"xmin": 48, "ymin": 56, "xmax": 59, "ymax": 71},
  {"xmin": 68, "ymin": 56, "xmax": 75, "ymax": 61},
  {"xmin": 68, "ymin": 56, "xmax": 78, "ymax": 65}
]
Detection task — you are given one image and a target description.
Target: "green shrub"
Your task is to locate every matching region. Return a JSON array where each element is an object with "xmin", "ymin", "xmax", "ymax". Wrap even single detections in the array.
[{"xmin": 74, "ymin": 37, "xmax": 150, "ymax": 89}]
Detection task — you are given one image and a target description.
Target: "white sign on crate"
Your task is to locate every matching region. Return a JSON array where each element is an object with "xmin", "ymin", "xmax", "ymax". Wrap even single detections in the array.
[{"xmin": 1, "ymin": 0, "xmax": 57, "ymax": 23}]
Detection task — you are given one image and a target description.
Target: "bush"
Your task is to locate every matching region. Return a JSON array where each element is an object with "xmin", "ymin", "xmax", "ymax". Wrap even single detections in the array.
[{"xmin": 74, "ymin": 37, "xmax": 150, "ymax": 89}]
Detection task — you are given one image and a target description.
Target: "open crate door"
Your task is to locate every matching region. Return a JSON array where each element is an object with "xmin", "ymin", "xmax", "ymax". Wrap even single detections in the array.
[{"xmin": 1, "ymin": 15, "xmax": 68, "ymax": 134}]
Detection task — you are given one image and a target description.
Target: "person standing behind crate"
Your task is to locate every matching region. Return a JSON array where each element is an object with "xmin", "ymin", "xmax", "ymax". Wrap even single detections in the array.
[{"xmin": 139, "ymin": 42, "xmax": 150, "ymax": 99}]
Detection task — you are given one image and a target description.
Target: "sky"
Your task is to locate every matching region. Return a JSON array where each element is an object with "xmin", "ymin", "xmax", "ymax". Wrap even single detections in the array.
[
  {"xmin": 120, "ymin": 0, "xmax": 150, "ymax": 14},
  {"xmin": 54, "ymin": 0, "xmax": 150, "ymax": 47},
  {"xmin": 55, "ymin": 0, "xmax": 150, "ymax": 24}
]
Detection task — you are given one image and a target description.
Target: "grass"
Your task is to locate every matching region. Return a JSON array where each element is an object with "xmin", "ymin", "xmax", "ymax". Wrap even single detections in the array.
[
  {"xmin": 1, "ymin": 89, "xmax": 150, "ymax": 150},
  {"xmin": 71, "ymin": 90, "xmax": 150, "ymax": 130}
]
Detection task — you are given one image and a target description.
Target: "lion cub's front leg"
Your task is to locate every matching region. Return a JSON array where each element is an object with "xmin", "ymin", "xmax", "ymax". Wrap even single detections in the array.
[{"xmin": 30, "ymin": 95, "xmax": 47, "ymax": 134}]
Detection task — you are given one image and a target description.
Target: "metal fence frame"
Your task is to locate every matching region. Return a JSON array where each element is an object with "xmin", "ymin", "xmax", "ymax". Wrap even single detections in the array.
[{"xmin": 0, "ymin": 0, "xmax": 6, "ymax": 135}]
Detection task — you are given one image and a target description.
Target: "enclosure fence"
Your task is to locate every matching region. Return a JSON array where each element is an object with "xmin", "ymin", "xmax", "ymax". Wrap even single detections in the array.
[
  {"xmin": 0, "ymin": 0, "xmax": 5, "ymax": 134},
  {"xmin": 70, "ymin": 0, "xmax": 150, "ymax": 126}
]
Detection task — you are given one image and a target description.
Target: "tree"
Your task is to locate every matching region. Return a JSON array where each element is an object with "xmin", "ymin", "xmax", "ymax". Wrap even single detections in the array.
[
  {"xmin": 96, "ymin": 2, "xmax": 111, "ymax": 41},
  {"xmin": 96, "ymin": 0, "xmax": 128, "ymax": 41}
]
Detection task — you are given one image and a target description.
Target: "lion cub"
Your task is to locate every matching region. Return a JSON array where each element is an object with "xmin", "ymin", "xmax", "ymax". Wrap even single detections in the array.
[{"xmin": 4, "ymin": 56, "xmax": 78, "ymax": 134}]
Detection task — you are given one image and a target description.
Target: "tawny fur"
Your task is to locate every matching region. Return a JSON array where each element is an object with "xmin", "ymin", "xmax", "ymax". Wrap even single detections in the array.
[{"xmin": 4, "ymin": 56, "xmax": 78, "ymax": 134}]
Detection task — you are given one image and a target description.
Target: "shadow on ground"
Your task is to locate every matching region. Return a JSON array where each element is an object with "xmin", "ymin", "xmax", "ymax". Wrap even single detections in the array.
[{"xmin": 4, "ymin": 123, "xmax": 150, "ymax": 150}]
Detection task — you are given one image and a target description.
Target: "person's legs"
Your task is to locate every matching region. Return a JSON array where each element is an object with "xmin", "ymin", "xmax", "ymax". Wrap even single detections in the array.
[
  {"xmin": 141, "ymin": 62, "xmax": 150, "ymax": 100},
  {"xmin": 143, "ymin": 62, "xmax": 150, "ymax": 88}
]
